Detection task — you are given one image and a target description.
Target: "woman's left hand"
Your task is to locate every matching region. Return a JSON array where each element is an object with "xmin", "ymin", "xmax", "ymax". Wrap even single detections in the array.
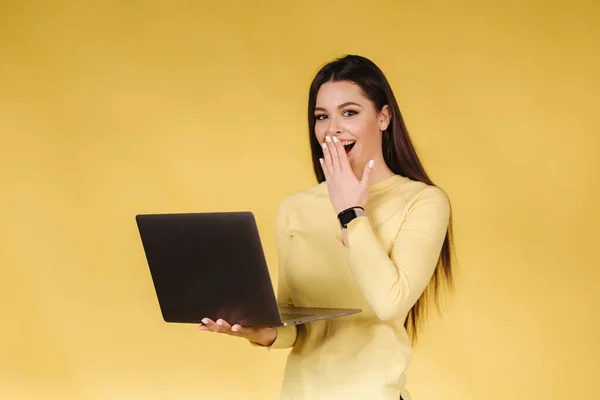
[{"xmin": 319, "ymin": 135, "xmax": 374, "ymax": 215}]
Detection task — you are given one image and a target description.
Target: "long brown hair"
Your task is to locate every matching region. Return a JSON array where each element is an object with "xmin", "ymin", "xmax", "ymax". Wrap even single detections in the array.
[{"xmin": 307, "ymin": 55, "xmax": 454, "ymax": 343}]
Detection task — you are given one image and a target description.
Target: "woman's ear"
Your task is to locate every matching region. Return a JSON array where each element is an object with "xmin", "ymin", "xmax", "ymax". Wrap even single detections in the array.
[{"xmin": 379, "ymin": 105, "xmax": 392, "ymax": 131}]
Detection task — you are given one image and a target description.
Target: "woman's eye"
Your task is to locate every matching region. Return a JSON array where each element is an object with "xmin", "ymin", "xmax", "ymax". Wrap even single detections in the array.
[
  {"xmin": 343, "ymin": 110, "xmax": 358, "ymax": 117},
  {"xmin": 315, "ymin": 114, "xmax": 328, "ymax": 121}
]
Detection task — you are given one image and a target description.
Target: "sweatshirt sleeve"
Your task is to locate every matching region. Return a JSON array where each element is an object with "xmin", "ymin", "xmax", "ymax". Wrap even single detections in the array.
[
  {"xmin": 338, "ymin": 186, "xmax": 451, "ymax": 322},
  {"xmin": 251, "ymin": 199, "xmax": 298, "ymax": 350}
]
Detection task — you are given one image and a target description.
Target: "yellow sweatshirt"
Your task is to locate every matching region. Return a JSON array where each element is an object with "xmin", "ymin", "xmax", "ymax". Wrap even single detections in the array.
[{"xmin": 259, "ymin": 174, "xmax": 450, "ymax": 400}]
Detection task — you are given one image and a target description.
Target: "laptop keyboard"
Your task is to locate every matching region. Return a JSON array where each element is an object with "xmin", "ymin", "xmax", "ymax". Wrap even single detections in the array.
[{"xmin": 281, "ymin": 313, "xmax": 314, "ymax": 321}]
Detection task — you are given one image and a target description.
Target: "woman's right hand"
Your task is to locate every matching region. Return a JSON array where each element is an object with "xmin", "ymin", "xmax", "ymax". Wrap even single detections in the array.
[{"xmin": 198, "ymin": 318, "xmax": 277, "ymax": 347}]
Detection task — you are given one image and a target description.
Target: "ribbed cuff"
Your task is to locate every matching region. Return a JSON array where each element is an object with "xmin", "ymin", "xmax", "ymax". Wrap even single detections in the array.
[{"xmin": 333, "ymin": 216, "xmax": 367, "ymax": 248}]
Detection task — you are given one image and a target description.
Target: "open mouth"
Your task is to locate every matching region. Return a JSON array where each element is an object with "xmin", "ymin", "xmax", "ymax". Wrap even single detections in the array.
[{"xmin": 342, "ymin": 140, "xmax": 356, "ymax": 155}]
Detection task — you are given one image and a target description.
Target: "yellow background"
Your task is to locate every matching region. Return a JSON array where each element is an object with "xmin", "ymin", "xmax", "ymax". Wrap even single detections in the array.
[{"xmin": 1, "ymin": 0, "xmax": 598, "ymax": 399}]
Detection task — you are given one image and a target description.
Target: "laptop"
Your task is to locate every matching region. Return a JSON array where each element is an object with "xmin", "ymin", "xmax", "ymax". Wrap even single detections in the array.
[{"xmin": 135, "ymin": 211, "xmax": 361, "ymax": 327}]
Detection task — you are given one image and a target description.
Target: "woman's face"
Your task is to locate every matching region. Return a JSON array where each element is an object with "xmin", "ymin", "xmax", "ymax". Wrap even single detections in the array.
[{"xmin": 314, "ymin": 80, "xmax": 390, "ymax": 175}]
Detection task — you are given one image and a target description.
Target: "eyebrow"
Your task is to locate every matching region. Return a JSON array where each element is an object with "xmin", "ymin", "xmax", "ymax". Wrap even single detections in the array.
[{"xmin": 314, "ymin": 102, "xmax": 363, "ymax": 112}]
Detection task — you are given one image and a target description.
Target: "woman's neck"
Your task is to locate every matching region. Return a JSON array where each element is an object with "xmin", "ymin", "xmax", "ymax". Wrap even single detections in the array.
[{"xmin": 352, "ymin": 161, "xmax": 396, "ymax": 185}]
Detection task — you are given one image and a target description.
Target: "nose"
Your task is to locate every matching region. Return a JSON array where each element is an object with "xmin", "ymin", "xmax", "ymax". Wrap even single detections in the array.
[{"xmin": 326, "ymin": 115, "xmax": 341, "ymax": 136}]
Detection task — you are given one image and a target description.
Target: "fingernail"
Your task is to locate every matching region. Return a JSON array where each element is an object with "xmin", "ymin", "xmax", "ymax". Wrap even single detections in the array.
[
  {"xmin": 332, "ymin": 136, "xmax": 338, "ymax": 143},
  {"xmin": 202, "ymin": 318, "xmax": 208, "ymax": 324},
  {"xmin": 231, "ymin": 326, "xmax": 239, "ymax": 332},
  {"xmin": 322, "ymin": 143, "xmax": 327, "ymax": 149},
  {"xmin": 319, "ymin": 158, "xmax": 324, "ymax": 164},
  {"xmin": 326, "ymin": 136, "xmax": 332, "ymax": 142},
  {"xmin": 368, "ymin": 160, "xmax": 374, "ymax": 168},
  {"xmin": 216, "ymin": 320, "xmax": 223, "ymax": 325}
]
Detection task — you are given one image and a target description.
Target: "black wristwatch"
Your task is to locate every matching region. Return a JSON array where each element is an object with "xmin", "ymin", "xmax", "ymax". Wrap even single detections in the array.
[{"xmin": 337, "ymin": 206, "xmax": 365, "ymax": 229}]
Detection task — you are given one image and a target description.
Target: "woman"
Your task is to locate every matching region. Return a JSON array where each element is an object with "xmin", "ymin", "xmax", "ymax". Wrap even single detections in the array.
[{"xmin": 199, "ymin": 54, "xmax": 454, "ymax": 400}]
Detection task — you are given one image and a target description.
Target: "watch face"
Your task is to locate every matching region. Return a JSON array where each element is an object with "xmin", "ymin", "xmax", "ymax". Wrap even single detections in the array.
[{"xmin": 339, "ymin": 209, "xmax": 357, "ymax": 227}]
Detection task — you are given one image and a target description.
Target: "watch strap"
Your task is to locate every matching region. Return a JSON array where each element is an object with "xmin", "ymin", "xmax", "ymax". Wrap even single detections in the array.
[{"xmin": 337, "ymin": 206, "xmax": 365, "ymax": 229}]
